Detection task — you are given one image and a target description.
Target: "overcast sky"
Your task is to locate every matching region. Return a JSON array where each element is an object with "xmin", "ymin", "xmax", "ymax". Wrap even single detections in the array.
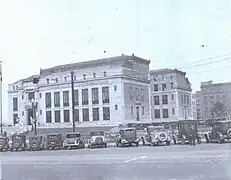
[{"xmin": 0, "ymin": 0, "xmax": 231, "ymax": 122}]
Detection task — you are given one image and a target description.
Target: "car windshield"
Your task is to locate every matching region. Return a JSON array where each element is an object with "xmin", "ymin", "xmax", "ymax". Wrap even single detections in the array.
[
  {"xmin": 13, "ymin": 136, "xmax": 22, "ymax": 140},
  {"xmin": 66, "ymin": 134, "xmax": 80, "ymax": 138},
  {"xmin": 48, "ymin": 135, "xmax": 59, "ymax": 139},
  {"xmin": 31, "ymin": 137, "xmax": 38, "ymax": 141},
  {"xmin": 148, "ymin": 126, "xmax": 164, "ymax": 132},
  {"xmin": 120, "ymin": 129, "xmax": 135, "ymax": 135},
  {"xmin": 91, "ymin": 132, "xmax": 103, "ymax": 136}
]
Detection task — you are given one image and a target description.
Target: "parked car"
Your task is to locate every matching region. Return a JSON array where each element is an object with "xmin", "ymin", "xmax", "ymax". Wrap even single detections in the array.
[
  {"xmin": 10, "ymin": 134, "xmax": 27, "ymax": 151},
  {"xmin": 205, "ymin": 120, "xmax": 231, "ymax": 143},
  {"xmin": 0, "ymin": 135, "xmax": 9, "ymax": 151},
  {"xmin": 63, "ymin": 132, "xmax": 85, "ymax": 149},
  {"xmin": 141, "ymin": 125, "xmax": 171, "ymax": 146},
  {"xmin": 88, "ymin": 131, "xmax": 107, "ymax": 148},
  {"xmin": 28, "ymin": 135, "xmax": 45, "ymax": 151},
  {"xmin": 116, "ymin": 127, "xmax": 139, "ymax": 147},
  {"xmin": 46, "ymin": 133, "xmax": 63, "ymax": 150},
  {"xmin": 169, "ymin": 120, "xmax": 201, "ymax": 145}
]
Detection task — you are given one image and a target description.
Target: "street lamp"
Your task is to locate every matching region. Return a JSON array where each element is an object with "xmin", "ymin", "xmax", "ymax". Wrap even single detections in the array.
[{"xmin": 31, "ymin": 98, "xmax": 38, "ymax": 135}]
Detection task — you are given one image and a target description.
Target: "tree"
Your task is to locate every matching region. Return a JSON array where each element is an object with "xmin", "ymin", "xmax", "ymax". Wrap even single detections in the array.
[{"xmin": 211, "ymin": 101, "xmax": 226, "ymax": 118}]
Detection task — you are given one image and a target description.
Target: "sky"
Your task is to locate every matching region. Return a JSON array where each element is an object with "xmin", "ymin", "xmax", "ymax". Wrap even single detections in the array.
[{"xmin": 0, "ymin": 0, "xmax": 231, "ymax": 122}]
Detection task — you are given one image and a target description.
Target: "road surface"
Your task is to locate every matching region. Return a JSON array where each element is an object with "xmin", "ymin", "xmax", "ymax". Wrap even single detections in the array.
[{"xmin": 1, "ymin": 143, "xmax": 231, "ymax": 180}]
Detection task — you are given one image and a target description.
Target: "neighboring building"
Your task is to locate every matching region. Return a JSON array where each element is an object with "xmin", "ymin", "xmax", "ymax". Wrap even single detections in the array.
[
  {"xmin": 192, "ymin": 93, "xmax": 197, "ymax": 120},
  {"xmin": 150, "ymin": 68, "xmax": 193, "ymax": 122},
  {"xmin": 8, "ymin": 54, "xmax": 151, "ymax": 127},
  {"xmin": 199, "ymin": 81, "xmax": 231, "ymax": 120},
  {"xmin": 196, "ymin": 91, "xmax": 202, "ymax": 120}
]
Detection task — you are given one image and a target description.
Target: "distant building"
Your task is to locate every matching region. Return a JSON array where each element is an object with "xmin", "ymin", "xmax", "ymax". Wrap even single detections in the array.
[
  {"xmin": 149, "ymin": 68, "xmax": 193, "ymax": 122},
  {"xmin": 8, "ymin": 54, "xmax": 151, "ymax": 127},
  {"xmin": 192, "ymin": 93, "xmax": 197, "ymax": 120},
  {"xmin": 198, "ymin": 81, "xmax": 231, "ymax": 120},
  {"xmin": 196, "ymin": 91, "xmax": 202, "ymax": 120}
]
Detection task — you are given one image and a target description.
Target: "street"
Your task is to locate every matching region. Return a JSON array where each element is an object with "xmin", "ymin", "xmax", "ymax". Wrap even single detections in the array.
[{"xmin": 1, "ymin": 143, "xmax": 231, "ymax": 180}]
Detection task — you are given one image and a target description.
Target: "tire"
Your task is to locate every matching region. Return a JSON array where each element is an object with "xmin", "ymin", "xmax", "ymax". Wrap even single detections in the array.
[
  {"xmin": 166, "ymin": 141, "xmax": 170, "ymax": 146},
  {"xmin": 135, "ymin": 142, "xmax": 139, "ymax": 147},
  {"xmin": 172, "ymin": 136, "xmax": 177, "ymax": 145},
  {"xmin": 104, "ymin": 143, "xmax": 107, "ymax": 148}
]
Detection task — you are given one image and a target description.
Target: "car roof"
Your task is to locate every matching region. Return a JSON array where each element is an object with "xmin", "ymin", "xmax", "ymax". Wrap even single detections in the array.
[
  {"xmin": 120, "ymin": 127, "xmax": 136, "ymax": 130},
  {"xmin": 66, "ymin": 132, "xmax": 81, "ymax": 135}
]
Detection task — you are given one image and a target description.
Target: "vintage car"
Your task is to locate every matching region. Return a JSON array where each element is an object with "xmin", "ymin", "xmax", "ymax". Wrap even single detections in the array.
[
  {"xmin": 141, "ymin": 125, "xmax": 172, "ymax": 146},
  {"xmin": 0, "ymin": 135, "xmax": 9, "ymax": 151},
  {"xmin": 169, "ymin": 120, "xmax": 201, "ymax": 145},
  {"xmin": 88, "ymin": 131, "xmax": 107, "ymax": 148},
  {"xmin": 46, "ymin": 133, "xmax": 63, "ymax": 150},
  {"xmin": 116, "ymin": 127, "xmax": 139, "ymax": 147},
  {"xmin": 204, "ymin": 120, "xmax": 231, "ymax": 143},
  {"xmin": 63, "ymin": 132, "xmax": 85, "ymax": 149},
  {"xmin": 10, "ymin": 134, "xmax": 27, "ymax": 151},
  {"xmin": 28, "ymin": 135, "xmax": 45, "ymax": 151}
]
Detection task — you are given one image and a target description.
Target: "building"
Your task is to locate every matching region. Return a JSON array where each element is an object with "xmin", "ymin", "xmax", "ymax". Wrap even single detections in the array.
[
  {"xmin": 8, "ymin": 54, "xmax": 151, "ymax": 127},
  {"xmin": 198, "ymin": 81, "xmax": 231, "ymax": 120},
  {"xmin": 191, "ymin": 93, "xmax": 197, "ymax": 120},
  {"xmin": 149, "ymin": 68, "xmax": 193, "ymax": 122},
  {"xmin": 196, "ymin": 91, "xmax": 202, "ymax": 120}
]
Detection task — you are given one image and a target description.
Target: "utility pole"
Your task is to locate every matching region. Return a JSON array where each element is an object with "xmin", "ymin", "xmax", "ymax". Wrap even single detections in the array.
[
  {"xmin": 71, "ymin": 71, "xmax": 75, "ymax": 132},
  {"xmin": 33, "ymin": 103, "xmax": 37, "ymax": 135}
]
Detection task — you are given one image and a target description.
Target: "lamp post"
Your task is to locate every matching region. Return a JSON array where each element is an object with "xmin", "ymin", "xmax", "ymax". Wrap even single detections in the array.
[{"xmin": 31, "ymin": 98, "xmax": 38, "ymax": 135}]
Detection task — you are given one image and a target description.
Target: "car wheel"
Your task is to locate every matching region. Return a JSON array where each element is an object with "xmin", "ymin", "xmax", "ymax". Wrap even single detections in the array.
[
  {"xmin": 136, "ymin": 142, "xmax": 139, "ymax": 147},
  {"xmin": 104, "ymin": 143, "xmax": 107, "ymax": 148},
  {"xmin": 172, "ymin": 136, "xmax": 177, "ymax": 145}
]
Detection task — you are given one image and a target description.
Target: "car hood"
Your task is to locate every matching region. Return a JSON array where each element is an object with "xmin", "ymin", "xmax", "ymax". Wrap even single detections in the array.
[{"xmin": 91, "ymin": 136, "xmax": 104, "ymax": 141}]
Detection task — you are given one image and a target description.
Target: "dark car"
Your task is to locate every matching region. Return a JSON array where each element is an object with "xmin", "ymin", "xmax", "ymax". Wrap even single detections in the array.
[
  {"xmin": 63, "ymin": 133, "xmax": 85, "ymax": 149},
  {"xmin": 205, "ymin": 120, "xmax": 231, "ymax": 143},
  {"xmin": 116, "ymin": 128, "xmax": 139, "ymax": 147},
  {"xmin": 46, "ymin": 133, "xmax": 63, "ymax": 150},
  {"xmin": 169, "ymin": 120, "xmax": 201, "ymax": 145},
  {"xmin": 28, "ymin": 135, "xmax": 45, "ymax": 151},
  {"xmin": 0, "ymin": 136, "xmax": 9, "ymax": 151},
  {"xmin": 10, "ymin": 134, "xmax": 27, "ymax": 151}
]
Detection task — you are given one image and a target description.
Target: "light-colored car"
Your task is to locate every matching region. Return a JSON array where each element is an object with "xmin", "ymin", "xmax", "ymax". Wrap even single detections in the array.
[
  {"xmin": 116, "ymin": 127, "xmax": 140, "ymax": 147},
  {"xmin": 63, "ymin": 132, "xmax": 85, "ymax": 149},
  {"xmin": 141, "ymin": 126, "xmax": 171, "ymax": 146},
  {"xmin": 88, "ymin": 131, "xmax": 107, "ymax": 148}
]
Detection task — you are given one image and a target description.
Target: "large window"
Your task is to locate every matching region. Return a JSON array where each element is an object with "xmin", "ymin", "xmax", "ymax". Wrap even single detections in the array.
[
  {"xmin": 135, "ymin": 88, "xmax": 140, "ymax": 101},
  {"xmin": 63, "ymin": 91, "xmax": 69, "ymax": 106},
  {"xmin": 46, "ymin": 111, "xmax": 52, "ymax": 123},
  {"xmin": 45, "ymin": 92, "xmax": 51, "ymax": 108},
  {"xmin": 92, "ymin": 88, "xmax": 99, "ymax": 104},
  {"xmin": 162, "ymin": 95, "xmax": 168, "ymax": 104},
  {"xmin": 103, "ymin": 107, "xmax": 110, "ymax": 120},
  {"xmin": 102, "ymin": 87, "xmax": 109, "ymax": 103},
  {"xmin": 154, "ymin": 84, "xmax": 158, "ymax": 92},
  {"xmin": 28, "ymin": 92, "xmax": 35, "ymax": 101},
  {"xmin": 82, "ymin": 89, "xmax": 89, "ymax": 105},
  {"xmin": 92, "ymin": 108, "xmax": 99, "ymax": 121},
  {"xmin": 74, "ymin": 90, "xmax": 79, "ymax": 105},
  {"xmin": 55, "ymin": 110, "xmax": 60, "ymax": 123},
  {"xmin": 154, "ymin": 96, "xmax": 159, "ymax": 105},
  {"xmin": 82, "ymin": 108, "xmax": 89, "ymax": 121},
  {"xmin": 154, "ymin": 109, "xmax": 160, "ymax": 118},
  {"xmin": 141, "ymin": 89, "xmax": 144, "ymax": 101},
  {"xmin": 13, "ymin": 114, "xmax": 18, "ymax": 125},
  {"xmin": 163, "ymin": 109, "xmax": 169, "ymax": 118},
  {"xmin": 130, "ymin": 87, "xmax": 133, "ymax": 100},
  {"xmin": 13, "ymin": 97, "xmax": 18, "ymax": 111},
  {"xmin": 54, "ymin": 92, "xmax": 60, "ymax": 107},
  {"xmin": 162, "ymin": 84, "xmax": 166, "ymax": 91},
  {"xmin": 64, "ymin": 110, "xmax": 70, "ymax": 122},
  {"xmin": 74, "ymin": 109, "xmax": 79, "ymax": 122}
]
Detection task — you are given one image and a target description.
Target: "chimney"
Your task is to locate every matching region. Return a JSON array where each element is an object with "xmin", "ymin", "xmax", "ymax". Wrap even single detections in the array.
[
  {"xmin": 132, "ymin": 53, "xmax": 134, "ymax": 56},
  {"xmin": 122, "ymin": 53, "xmax": 124, "ymax": 56}
]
